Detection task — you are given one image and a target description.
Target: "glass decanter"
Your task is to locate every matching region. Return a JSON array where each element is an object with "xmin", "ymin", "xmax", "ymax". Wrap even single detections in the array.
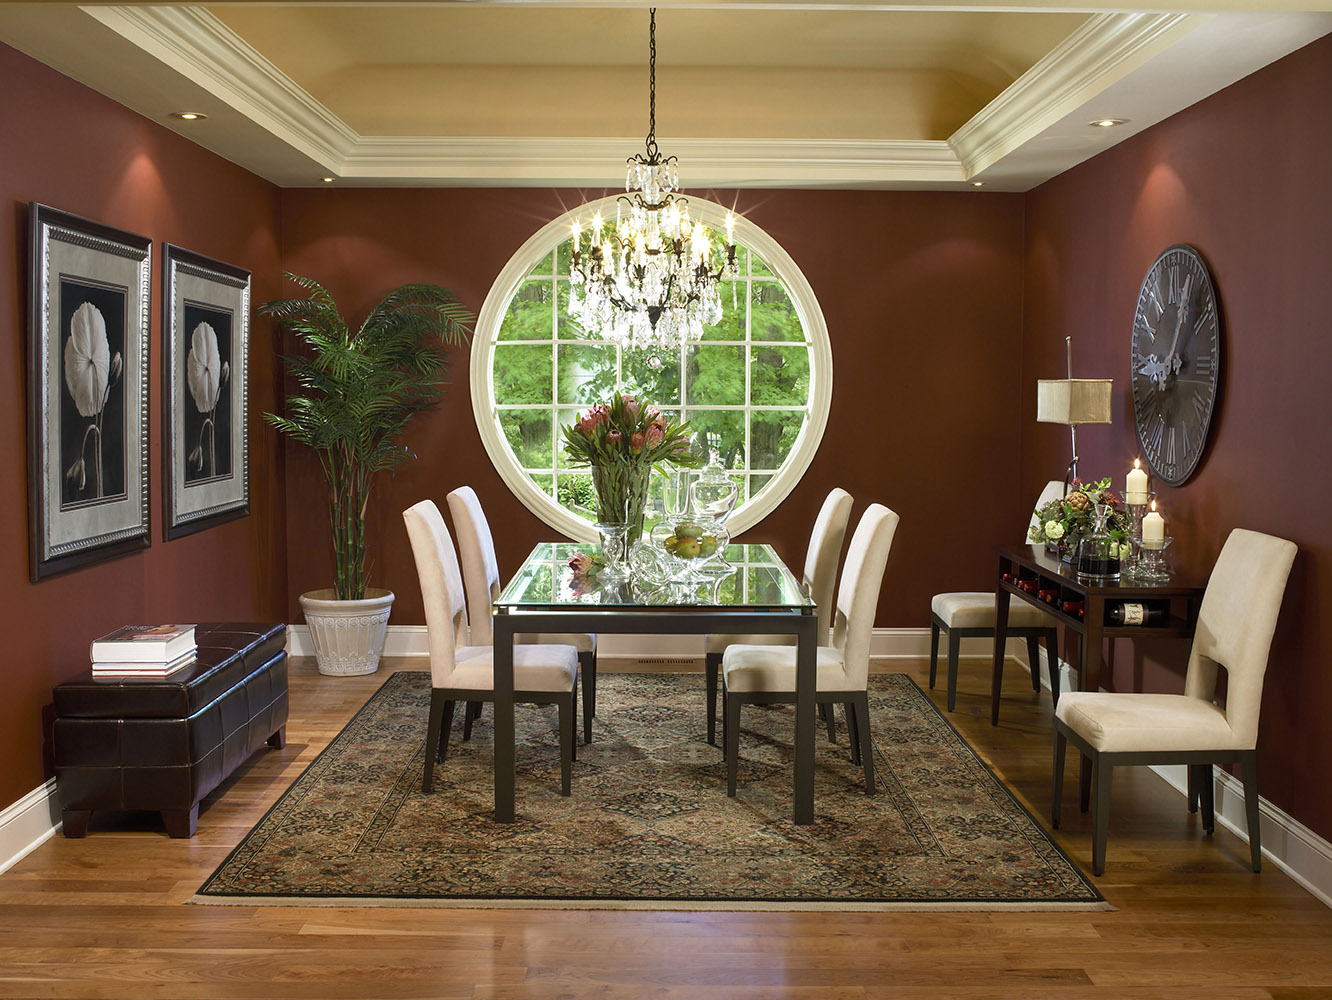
[
  {"xmin": 1075, "ymin": 504, "xmax": 1121, "ymax": 582},
  {"xmin": 687, "ymin": 434, "xmax": 737, "ymax": 577}
]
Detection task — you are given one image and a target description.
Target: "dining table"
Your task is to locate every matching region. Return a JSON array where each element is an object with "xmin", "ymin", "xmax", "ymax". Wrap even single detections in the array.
[{"xmin": 490, "ymin": 541, "xmax": 820, "ymax": 824}]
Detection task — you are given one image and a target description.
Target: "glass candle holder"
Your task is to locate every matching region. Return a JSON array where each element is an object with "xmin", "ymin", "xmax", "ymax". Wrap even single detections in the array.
[{"xmin": 1134, "ymin": 535, "xmax": 1174, "ymax": 582}]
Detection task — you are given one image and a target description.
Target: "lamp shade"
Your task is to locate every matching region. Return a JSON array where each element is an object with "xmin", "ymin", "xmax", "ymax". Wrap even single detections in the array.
[{"xmin": 1036, "ymin": 379, "xmax": 1113, "ymax": 425}]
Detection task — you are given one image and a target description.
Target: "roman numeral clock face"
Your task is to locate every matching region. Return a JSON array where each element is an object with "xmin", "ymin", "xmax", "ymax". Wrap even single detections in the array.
[{"xmin": 1130, "ymin": 244, "xmax": 1221, "ymax": 486}]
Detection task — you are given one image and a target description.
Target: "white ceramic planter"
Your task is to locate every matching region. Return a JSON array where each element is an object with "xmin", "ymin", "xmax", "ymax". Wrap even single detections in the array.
[{"xmin": 299, "ymin": 588, "xmax": 394, "ymax": 676}]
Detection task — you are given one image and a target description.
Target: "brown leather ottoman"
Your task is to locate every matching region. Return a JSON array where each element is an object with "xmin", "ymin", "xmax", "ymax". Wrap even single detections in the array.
[{"xmin": 53, "ymin": 623, "xmax": 288, "ymax": 838}]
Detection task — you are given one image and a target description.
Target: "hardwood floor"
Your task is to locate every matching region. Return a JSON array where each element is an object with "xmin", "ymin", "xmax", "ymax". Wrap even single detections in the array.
[{"xmin": 3, "ymin": 655, "xmax": 1330, "ymax": 999}]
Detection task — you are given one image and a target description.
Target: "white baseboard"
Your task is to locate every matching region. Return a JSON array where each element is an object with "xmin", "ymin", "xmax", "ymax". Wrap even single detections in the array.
[
  {"xmin": 0, "ymin": 779, "xmax": 61, "ymax": 875},
  {"xmin": 8, "ymin": 627, "xmax": 1329, "ymax": 909}
]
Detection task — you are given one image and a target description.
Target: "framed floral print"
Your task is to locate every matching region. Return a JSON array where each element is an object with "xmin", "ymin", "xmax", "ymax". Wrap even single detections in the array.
[
  {"xmin": 162, "ymin": 244, "xmax": 250, "ymax": 540},
  {"xmin": 27, "ymin": 203, "xmax": 151, "ymax": 582}
]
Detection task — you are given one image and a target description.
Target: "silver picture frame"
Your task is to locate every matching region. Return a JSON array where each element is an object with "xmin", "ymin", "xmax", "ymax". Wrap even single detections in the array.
[
  {"xmin": 27, "ymin": 203, "xmax": 151, "ymax": 582},
  {"xmin": 162, "ymin": 244, "xmax": 250, "ymax": 540}
]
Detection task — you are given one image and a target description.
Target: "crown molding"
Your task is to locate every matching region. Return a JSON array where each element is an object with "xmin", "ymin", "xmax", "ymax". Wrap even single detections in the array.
[
  {"xmin": 950, "ymin": 11, "xmax": 1201, "ymax": 177},
  {"xmin": 83, "ymin": 5, "xmax": 355, "ymax": 168}
]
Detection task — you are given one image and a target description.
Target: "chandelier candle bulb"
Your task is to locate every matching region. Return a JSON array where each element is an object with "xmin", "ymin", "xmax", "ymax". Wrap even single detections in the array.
[
  {"xmin": 1142, "ymin": 504, "xmax": 1165, "ymax": 548},
  {"xmin": 1126, "ymin": 460, "xmax": 1149, "ymax": 505}
]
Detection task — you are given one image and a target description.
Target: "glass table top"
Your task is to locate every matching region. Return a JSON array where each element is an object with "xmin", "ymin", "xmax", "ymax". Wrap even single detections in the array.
[{"xmin": 496, "ymin": 543, "xmax": 813, "ymax": 612}]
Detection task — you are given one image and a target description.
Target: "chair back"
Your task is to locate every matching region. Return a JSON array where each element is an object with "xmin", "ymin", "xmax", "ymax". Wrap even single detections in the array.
[
  {"xmin": 447, "ymin": 486, "xmax": 503, "ymax": 645},
  {"xmin": 803, "ymin": 488, "xmax": 854, "ymax": 641},
  {"xmin": 1184, "ymin": 528, "xmax": 1297, "ymax": 748},
  {"xmin": 403, "ymin": 499, "xmax": 470, "ymax": 687},
  {"xmin": 831, "ymin": 503, "xmax": 901, "ymax": 688},
  {"xmin": 1029, "ymin": 480, "xmax": 1065, "ymax": 528}
]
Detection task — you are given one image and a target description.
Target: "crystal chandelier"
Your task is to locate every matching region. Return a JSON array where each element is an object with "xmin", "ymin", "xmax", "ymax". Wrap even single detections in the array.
[{"xmin": 568, "ymin": 8, "xmax": 737, "ymax": 360}]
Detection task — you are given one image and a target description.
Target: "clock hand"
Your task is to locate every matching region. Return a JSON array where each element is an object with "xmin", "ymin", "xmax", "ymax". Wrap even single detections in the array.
[{"xmin": 1161, "ymin": 273, "xmax": 1193, "ymax": 385}]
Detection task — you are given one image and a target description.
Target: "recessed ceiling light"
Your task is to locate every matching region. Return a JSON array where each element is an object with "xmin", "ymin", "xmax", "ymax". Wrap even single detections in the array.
[
  {"xmin": 171, "ymin": 111, "xmax": 207, "ymax": 121},
  {"xmin": 972, "ymin": 181, "xmax": 984, "ymax": 187},
  {"xmin": 1089, "ymin": 118, "xmax": 1128, "ymax": 128},
  {"xmin": 322, "ymin": 177, "xmax": 335, "ymax": 183}
]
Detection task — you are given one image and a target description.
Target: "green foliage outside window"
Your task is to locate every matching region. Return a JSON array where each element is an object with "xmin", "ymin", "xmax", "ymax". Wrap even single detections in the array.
[{"xmin": 491, "ymin": 235, "xmax": 812, "ymax": 526}]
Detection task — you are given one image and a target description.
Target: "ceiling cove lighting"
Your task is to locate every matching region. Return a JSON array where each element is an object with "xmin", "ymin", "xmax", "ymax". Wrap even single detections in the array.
[
  {"xmin": 170, "ymin": 111, "xmax": 206, "ymax": 121},
  {"xmin": 567, "ymin": 7, "xmax": 737, "ymax": 364},
  {"xmin": 1090, "ymin": 118, "xmax": 1128, "ymax": 128}
]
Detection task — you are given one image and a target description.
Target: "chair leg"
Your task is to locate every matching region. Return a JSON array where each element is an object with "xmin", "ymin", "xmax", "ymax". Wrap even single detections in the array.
[
  {"xmin": 1046, "ymin": 630, "xmax": 1061, "ymax": 710},
  {"xmin": 462, "ymin": 700, "xmax": 481, "ymax": 741},
  {"xmin": 579, "ymin": 650, "xmax": 594, "ymax": 745},
  {"xmin": 822, "ymin": 702, "xmax": 837, "ymax": 744},
  {"xmin": 928, "ymin": 621, "xmax": 940, "ymax": 689},
  {"xmin": 1025, "ymin": 635, "xmax": 1042, "ymax": 691},
  {"xmin": 570, "ymin": 685, "xmax": 578, "ymax": 764},
  {"xmin": 1052, "ymin": 727, "xmax": 1067, "ymax": 828},
  {"xmin": 1091, "ymin": 754, "xmax": 1112, "ymax": 876},
  {"xmin": 439, "ymin": 700, "xmax": 457, "ymax": 764},
  {"xmin": 1079, "ymin": 752, "xmax": 1092, "ymax": 813},
  {"xmin": 423, "ymin": 692, "xmax": 447, "ymax": 793},
  {"xmin": 1199, "ymin": 763, "xmax": 1215, "ymax": 835},
  {"xmin": 852, "ymin": 693, "xmax": 875, "ymax": 795},
  {"xmin": 706, "ymin": 652, "xmax": 722, "ymax": 746},
  {"xmin": 1242, "ymin": 753, "xmax": 1262, "ymax": 873},
  {"xmin": 1187, "ymin": 764, "xmax": 1200, "ymax": 813},
  {"xmin": 845, "ymin": 701, "xmax": 861, "ymax": 766},
  {"xmin": 725, "ymin": 695, "xmax": 741, "ymax": 797},
  {"xmin": 558, "ymin": 694, "xmax": 573, "ymax": 796},
  {"xmin": 946, "ymin": 632, "xmax": 961, "ymax": 712}
]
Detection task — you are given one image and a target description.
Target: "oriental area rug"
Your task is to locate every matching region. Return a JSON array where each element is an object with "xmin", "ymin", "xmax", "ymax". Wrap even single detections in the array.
[{"xmin": 195, "ymin": 671, "xmax": 1105, "ymax": 910}]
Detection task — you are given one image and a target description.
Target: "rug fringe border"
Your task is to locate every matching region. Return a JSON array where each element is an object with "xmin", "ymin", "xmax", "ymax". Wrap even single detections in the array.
[{"xmin": 188, "ymin": 895, "xmax": 1114, "ymax": 912}]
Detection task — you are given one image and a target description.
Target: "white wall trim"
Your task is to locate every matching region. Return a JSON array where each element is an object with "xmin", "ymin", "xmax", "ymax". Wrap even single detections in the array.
[
  {"xmin": 950, "ymin": 11, "xmax": 1200, "ymax": 177},
  {"xmin": 0, "ymin": 779, "xmax": 61, "ymax": 876}
]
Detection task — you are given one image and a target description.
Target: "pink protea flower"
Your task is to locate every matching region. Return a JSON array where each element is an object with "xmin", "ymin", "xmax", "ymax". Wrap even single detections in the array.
[
  {"xmin": 645, "ymin": 424, "xmax": 664, "ymax": 449},
  {"xmin": 606, "ymin": 429, "xmax": 623, "ymax": 448},
  {"xmin": 567, "ymin": 552, "xmax": 595, "ymax": 576},
  {"xmin": 578, "ymin": 413, "xmax": 598, "ymax": 436},
  {"xmin": 629, "ymin": 431, "xmax": 645, "ymax": 453},
  {"xmin": 624, "ymin": 398, "xmax": 639, "ymax": 422}
]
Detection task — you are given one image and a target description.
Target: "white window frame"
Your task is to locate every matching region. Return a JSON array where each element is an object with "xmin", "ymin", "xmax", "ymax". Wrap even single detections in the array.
[{"xmin": 469, "ymin": 196, "xmax": 833, "ymax": 543}]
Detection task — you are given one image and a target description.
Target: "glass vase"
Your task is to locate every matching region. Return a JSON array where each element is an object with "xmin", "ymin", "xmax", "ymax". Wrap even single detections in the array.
[{"xmin": 591, "ymin": 461, "xmax": 651, "ymax": 548}]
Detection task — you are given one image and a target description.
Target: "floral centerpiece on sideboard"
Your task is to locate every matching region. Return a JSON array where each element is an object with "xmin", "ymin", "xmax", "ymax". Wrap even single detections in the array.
[
  {"xmin": 561, "ymin": 392, "xmax": 699, "ymax": 547},
  {"xmin": 1027, "ymin": 477, "xmax": 1131, "ymax": 560}
]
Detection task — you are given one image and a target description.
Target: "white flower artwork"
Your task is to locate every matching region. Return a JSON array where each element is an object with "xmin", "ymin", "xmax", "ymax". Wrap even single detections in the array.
[
  {"xmin": 185, "ymin": 320, "xmax": 229, "ymax": 477},
  {"xmin": 62, "ymin": 301, "xmax": 122, "ymax": 498}
]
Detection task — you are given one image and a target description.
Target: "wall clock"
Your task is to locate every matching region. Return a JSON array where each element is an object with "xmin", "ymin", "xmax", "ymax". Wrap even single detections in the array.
[{"xmin": 1130, "ymin": 244, "xmax": 1221, "ymax": 486}]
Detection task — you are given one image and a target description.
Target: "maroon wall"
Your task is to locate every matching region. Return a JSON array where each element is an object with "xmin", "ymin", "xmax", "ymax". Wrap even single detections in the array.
[
  {"xmin": 1023, "ymin": 34, "xmax": 1332, "ymax": 840},
  {"xmin": 0, "ymin": 43, "xmax": 286, "ymax": 806},
  {"xmin": 277, "ymin": 187, "xmax": 1029, "ymax": 626}
]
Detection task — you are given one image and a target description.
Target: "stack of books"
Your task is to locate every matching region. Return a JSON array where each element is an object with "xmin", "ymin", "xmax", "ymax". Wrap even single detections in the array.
[{"xmin": 91, "ymin": 625, "xmax": 198, "ymax": 678}]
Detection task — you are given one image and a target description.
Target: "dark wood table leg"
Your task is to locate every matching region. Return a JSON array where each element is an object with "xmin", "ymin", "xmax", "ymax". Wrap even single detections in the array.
[
  {"xmin": 794, "ymin": 615, "xmax": 817, "ymax": 825},
  {"xmin": 493, "ymin": 616, "xmax": 516, "ymax": 823},
  {"xmin": 1078, "ymin": 595, "xmax": 1106, "ymax": 812},
  {"xmin": 990, "ymin": 558, "xmax": 1011, "ymax": 725}
]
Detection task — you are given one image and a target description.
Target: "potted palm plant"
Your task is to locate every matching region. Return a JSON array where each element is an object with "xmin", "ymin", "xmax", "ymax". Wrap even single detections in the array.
[{"xmin": 260, "ymin": 274, "xmax": 472, "ymax": 675}]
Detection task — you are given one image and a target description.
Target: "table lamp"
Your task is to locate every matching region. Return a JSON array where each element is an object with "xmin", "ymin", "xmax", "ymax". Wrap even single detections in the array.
[{"xmin": 1037, "ymin": 336, "xmax": 1112, "ymax": 496}]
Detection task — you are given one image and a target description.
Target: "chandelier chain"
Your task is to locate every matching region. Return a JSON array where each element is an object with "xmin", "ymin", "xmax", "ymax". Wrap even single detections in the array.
[{"xmin": 646, "ymin": 8, "xmax": 658, "ymax": 161}]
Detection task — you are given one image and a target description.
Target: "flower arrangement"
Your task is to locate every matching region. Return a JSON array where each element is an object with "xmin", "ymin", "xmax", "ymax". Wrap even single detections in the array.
[
  {"xmin": 561, "ymin": 392, "xmax": 701, "ymax": 540},
  {"xmin": 1028, "ymin": 478, "xmax": 1131, "ymax": 554}
]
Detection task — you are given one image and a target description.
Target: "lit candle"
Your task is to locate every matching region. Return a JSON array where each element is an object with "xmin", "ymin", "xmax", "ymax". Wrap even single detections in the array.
[
  {"xmin": 1126, "ymin": 459, "xmax": 1149, "ymax": 505},
  {"xmin": 1142, "ymin": 501, "xmax": 1165, "ymax": 549}
]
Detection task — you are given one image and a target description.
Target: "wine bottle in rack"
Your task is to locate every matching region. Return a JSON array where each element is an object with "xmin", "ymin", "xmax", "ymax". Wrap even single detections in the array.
[{"xmin": 1105, "ymin": 600, "xmax": 1169, "ymax": 627}]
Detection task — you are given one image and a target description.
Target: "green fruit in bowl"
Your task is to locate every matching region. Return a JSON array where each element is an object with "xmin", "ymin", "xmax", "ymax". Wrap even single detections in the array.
[
  {"xmin": 674, "ymin": 537, "xmax": 702, "ymax": 559},
  {"xmin": 674, "ymin": 521, "xmax": 704, "ymax": 539},
  {"xmin": 662, "ymin": 535, "xmax": 680, "ymax": 554},
  {"xmin": 698, "ymin": 535, "xmax": 718, "ymax": 557}
]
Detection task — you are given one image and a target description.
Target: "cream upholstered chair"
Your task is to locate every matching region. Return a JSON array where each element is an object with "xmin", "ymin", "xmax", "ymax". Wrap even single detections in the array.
[
  {"xmin": 704, "ymin": 487, "xmax": 853, "ymax": 746},
  {"xmin": 929, "ymin": 480, "xmax": 1065, "ymax": 711},
  {"xmin": 403, "ymin": 500, "xmax": 579, "ymax": 796},
  {"xmin": 721, "ymin": 502, "xmax": 900, "ymax": 797},
  {"xmin": 447, "ymin": 486, "xmax": 598, "ymax": 744},
  {"xmin": 1053, "ymin": 528, "xmax": 1297, "ymax": 875}
]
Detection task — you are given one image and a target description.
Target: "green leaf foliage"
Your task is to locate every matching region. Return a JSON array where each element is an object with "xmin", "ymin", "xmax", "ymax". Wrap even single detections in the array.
[{"xmin": 260, "ymin": 273, "xmax": 473, "ymax": 600}]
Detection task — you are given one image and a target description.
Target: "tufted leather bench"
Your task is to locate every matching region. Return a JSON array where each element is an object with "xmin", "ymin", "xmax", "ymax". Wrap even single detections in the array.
[{"xmin": 53, "ymin": 623, "xmax": 288, "ymax": 838}]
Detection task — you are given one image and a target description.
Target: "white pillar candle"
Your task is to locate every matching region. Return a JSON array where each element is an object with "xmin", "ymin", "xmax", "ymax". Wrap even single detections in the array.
[
  {"xmin": 1126, "ymin": 460, "xmax": 1149, "ymax": 505},
  {"xmin": 1142, "ymin": 503, "xmax": 1165, "ymax": 548}
]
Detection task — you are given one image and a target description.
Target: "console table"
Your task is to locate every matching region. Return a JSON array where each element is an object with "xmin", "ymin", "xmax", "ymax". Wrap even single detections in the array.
[{"xmin": 991, "ymin": 545, "xmax": 1205, "ymax": 725}]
